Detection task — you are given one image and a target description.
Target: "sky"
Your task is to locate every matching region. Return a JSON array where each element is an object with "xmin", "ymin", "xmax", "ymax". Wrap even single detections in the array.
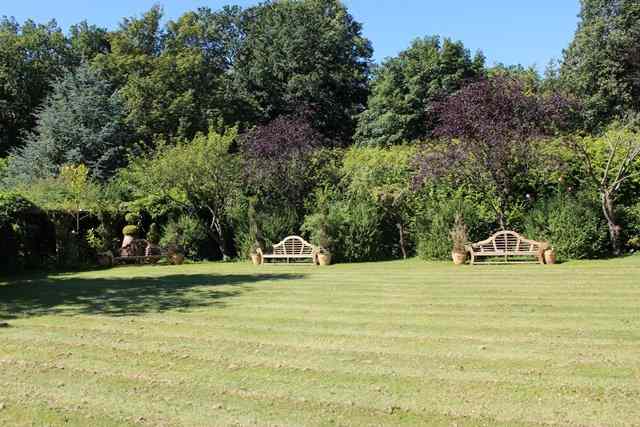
[{"xmin": 2, "ymin": 0, "xmax": 581, "ymax": 72}]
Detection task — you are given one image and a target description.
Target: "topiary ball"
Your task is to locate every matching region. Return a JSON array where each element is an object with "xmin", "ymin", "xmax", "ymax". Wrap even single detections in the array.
[{"xmin": 123, "ymin": 225, "xmax": 139, "ymax": 237}]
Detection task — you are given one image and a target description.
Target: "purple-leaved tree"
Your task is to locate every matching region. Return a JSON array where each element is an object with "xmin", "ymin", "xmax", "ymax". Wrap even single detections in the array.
[
  {"xmin": 241, "ymin": 112, "xmax": 322, "ymax": 208},
  {"xmin": 414, "ymin": 76, "xmax": 569, "ymax": 229}
]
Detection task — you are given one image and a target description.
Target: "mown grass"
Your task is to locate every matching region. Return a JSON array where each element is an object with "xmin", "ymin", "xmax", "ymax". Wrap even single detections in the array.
[{"xmin": 1, "ymin": 257, "xmax": 639, "ymax": 426}]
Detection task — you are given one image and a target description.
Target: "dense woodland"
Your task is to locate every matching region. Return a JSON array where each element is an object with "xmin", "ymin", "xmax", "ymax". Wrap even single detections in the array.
[{"xmin": 1, "ymin": 0, "xmax": 640, "ymax": 271}]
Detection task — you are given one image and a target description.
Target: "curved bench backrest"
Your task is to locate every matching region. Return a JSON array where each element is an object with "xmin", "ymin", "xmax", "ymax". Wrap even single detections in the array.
[
  {"xmin": 272, "ymin": 236, "xmax": 315, "ymax": 255},
  {"xmin": 470, "ymin": 230, "xmax": 541, "ymax": 253}
]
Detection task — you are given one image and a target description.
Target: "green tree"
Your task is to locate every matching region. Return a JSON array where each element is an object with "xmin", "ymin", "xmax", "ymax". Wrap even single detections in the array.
[
  {"xmin": 6, "ymin": 62, "xmax": 131, "ymax": 183},
  {"xmin": 354, "ymin": 36, "xmax": 485, "ymax": 146},
  {"xmin": 488, "ymin": 63, "xmax": 541, "ymax": 94},
  {"xmin": 68, "ymin": 21, "xmax": 110, "ymax": 63},
  {"xmin": 93, "ymin": 6, "xmax": 242, "ymax": 146},
  {"xmin": 117, "ymin": 128, "xmax": 241, "ymax": 259},
  {"xmin": 233, "ymin": 0, "xmax": 373, "ymax": 143},
  {"xmin": 561, "ymin": 0, "xmax": 640, "ymax": 129},
  {"xmin": 0, "ymin": 17, "xmax": 71, "ymax": 155},
  {"xmin": 565, "ymin": 124, "xmax": 640, "ymax": 255}
]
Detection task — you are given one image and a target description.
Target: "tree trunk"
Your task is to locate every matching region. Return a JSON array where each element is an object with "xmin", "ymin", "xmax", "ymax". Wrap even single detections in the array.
[
  {"xmin": 602, "ymin": 191, "xmax": 622, "ymax": 256},
  {"xmin": 208, "ymin": 209, "xmax": 230, "ymax": 261},
  {"xmin": 397, "ymin": 222, "xmax": 407, "ymax": 260}
]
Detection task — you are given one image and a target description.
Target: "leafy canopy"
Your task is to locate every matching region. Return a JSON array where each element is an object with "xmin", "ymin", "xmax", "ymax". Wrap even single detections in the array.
[
  {"xmin": 561, "ymin": 0, "xmax": 640, "ymax": 129},
  {"xmin": 355, "ymin": 36, "xmax": 485, "ymax": 146},
  {"xmin": 6, "ymin": 62, "xmax": 131, "ymax": 183}
]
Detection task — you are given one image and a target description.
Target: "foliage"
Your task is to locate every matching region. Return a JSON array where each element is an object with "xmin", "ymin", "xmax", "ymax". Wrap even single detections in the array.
[
  {"xmin": 0, "ymin": 191, "xmax": 53, "ymax": 272},
  {"xmin": 86, "ymin": 225, "xmax": 111, "ymax": 253},
  {"xmin": 147, "ymin": 223, "xmax": 160, "ymax": 245},
  {"xmin": 301, "ymin": 187, "xmax": 334, "ymax": 252},
  {"xmin": 414, "ymin": 76, "xmax": 569, "ymax": 228},
  {"xmin": 93, "ymin": 6, "xmax": 243, "ymax": 145},
  {"xmin": 122, "ymin": 225, "xmax": 139, "ymax": 237},
  {"xmin": 355, "ymin": 36, "xmax": 484, "ymax": 146},
  {"xmin": 241, "ymin": 113, "xmax": 321, "ymax": 218},
  {"xmin": 523, "ymin": 192, "xmax": 609, "ymax": 262},
  {"xmin": 414, "ymin": 188, "xmax": 496, "ymax": 260},
  {"xmin": 0, "ymin": 191, "xmax": 35, "ymax": 226},
  {"xmin": 561, "ymin": 0, "xmax": 640, "ymax": 129},
  {"xmin": 303, "ymin": 188, "xmax": 386, "ymax": 262},
  {"xmin": 0, "ymin": 17, "xmax": 71, "ymax": 156},
  {"xmin": 116, "ymin": 128, "xmax": 240, "ymax": 259},
  {"xmin": 488, "ymin": 63, "xmax": 541, "ymax": 94},
  {"xmin": 124, "ymin": 212, "xmax": 139, "ymax": 225},
  {"xmin": 564, "ymin": 124, "xmax": 640, "ymax": 254},
  {"xmin": 234, "ymin": 0, "xmax": 373, "ymax": 142},
  {"xmin": 160, "ymin": 215, "xmax": 208, "ymax": 259},
  {"xmin": 5, "ymin": 62, "xmax": 132, "ymax": 183},
  {"xmin": 449, "ymin": 213, "xmax": 468, "ymax": 253},
  {"xmin": 246, "ymin": 197, "xmax": 262, "ymax": 255}
]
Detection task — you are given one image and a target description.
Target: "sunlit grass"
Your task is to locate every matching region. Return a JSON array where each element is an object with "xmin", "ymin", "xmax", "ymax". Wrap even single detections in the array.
[{"xmin": 1, "ymin": 257, "xmax": 639, "ymax": 426}]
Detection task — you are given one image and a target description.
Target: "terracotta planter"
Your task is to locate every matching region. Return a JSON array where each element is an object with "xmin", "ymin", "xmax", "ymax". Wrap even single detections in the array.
[
  {"xmin": 451, "ymin": 251, "xmax": 466, "ymax": 265},
  {"xmin": 250, "ymin": 253, "xmax": 262, "ymax": 265},
  {"xmin": 544, "ymin": 249, "xmax": 557, "ymax": 265},
  {"xmin": 317, "ymin": 252, "xmax": 332, "ymax": 266},
  {"xmin": 170, "ymin": 253, "xmax": 185, "ymax": 265}
]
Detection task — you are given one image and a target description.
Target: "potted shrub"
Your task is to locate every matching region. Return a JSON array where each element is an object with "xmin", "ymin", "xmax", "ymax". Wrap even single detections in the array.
[
  {"xmin": 450, "ymin": 213, "xmax": 468, "ymax": 265},
  {"xmin": 535, "ymin": 241, "xmax": 556, "ymax": 264},
  {"xmin": 250, "ymin": 242, "xmax": 262, "ymax": 265},
  {"xmin": 316, "ymin": 221, "xmax": 332, "ymax": 266},
  {"xmin": 302, "ymin": 187, "xmax": 335, "ymax": 266},
  {"xmin": 247, "ymin": 198, "xmax": 263, "ymax": 265},
  {"xmin": 86, "ymin": 225, "xmax": 113, "ymax": 266},
  {"xmin": 159, "ymin": 217, "xmax": 199, "ymax": 265},
  {"xmin": 541, "ymin": 242, "xmax": 557, "ymax": 265},
  {"xmin": 166, "ymin": 244, "xmax": 185, "ymax": 265}
]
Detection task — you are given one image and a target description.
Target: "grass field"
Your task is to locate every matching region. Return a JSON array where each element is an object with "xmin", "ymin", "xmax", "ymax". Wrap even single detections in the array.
[{"xmin": 1, "ymin": 257, "xmax": 639, "ymax": 426}]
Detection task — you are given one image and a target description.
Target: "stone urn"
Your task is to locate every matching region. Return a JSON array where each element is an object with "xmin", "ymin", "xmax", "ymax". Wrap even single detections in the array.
[
  {"xmin": 451, "ymin": 251, "xmax": 467, "ymax": 265},
  {"xmin": 121, "ymin": 234, "xmax": 135, "ymax": 249},
  {"xmin": 250, "ymin": 252, "xmax": 262, "ymax": 265},
  {"xmin": 317, "ymin": 251, "xmax": 332, "ymax": 266},
  {"xmin": 544, "ymin": 249, "xmax": 557, "ymax": 265}
]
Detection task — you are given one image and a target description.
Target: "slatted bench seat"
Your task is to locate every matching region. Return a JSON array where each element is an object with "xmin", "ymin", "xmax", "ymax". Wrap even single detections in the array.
[
  {"xmin": 258, "ymin": 236, "xmax": 317, "ymax": 264},
  {"xmin": 465, "ymin": 231, "xmax": 544, "ymax": 265}
]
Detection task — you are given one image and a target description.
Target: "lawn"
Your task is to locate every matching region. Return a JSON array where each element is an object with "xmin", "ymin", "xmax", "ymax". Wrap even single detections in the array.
[{"xmin": 1, "ymin": 258, "xmax": 639, "ymax": 426}]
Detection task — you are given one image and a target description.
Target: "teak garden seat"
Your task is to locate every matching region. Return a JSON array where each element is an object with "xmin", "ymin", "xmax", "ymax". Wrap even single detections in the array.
[
  {"xmin": 465, "ymin": 231, "xmax": 544, "ymax": 265},
  {"xmin": 258, "ymin": 236, "xmax": 317, "ymax": 264}
]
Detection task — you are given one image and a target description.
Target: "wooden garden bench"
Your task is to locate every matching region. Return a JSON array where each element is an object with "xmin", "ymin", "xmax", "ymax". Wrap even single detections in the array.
[
  {"xmin": 465, "ymin": 231, "xmax": 544, "ymax": 265},
  {"xmin": 258, "ymin": 236, "xmax": 317, "ymax": 264}
]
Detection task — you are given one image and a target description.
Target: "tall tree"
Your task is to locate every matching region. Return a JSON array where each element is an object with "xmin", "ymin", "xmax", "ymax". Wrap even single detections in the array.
[
  {"xmin": 93, "ymin": 6, "xmax": 242, "ymax": 145},
  {"xmin": 68, "ymin": 21, "xmax": 110, "ymax": 63},
  {"xmin": 355, "ymin": 36, "xmax": 485, "ymax": 146},
  {"xmin": 233, "ymin": 0, "xmax": 373, "ymax": 144},
  {"xmin": 0, "ymin": 17, "xmax": 71, "ymax": 155},
  {"xmin": 414, "ymin": 76, "xmax": 568, "ymax": 229},
  {"xmin": 561, "ymin": 0, "xmax": 640, "ymax": 129},
  {"xmin": 566, "ymin": 124, "xmax": 640, "ymax": 255},
  {"xmin": 6, "ymin": 62, "xmax": 131, "ymax": 183}
]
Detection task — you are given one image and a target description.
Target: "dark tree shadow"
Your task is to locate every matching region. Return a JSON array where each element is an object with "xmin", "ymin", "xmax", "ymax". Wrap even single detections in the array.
[{"xmin": 0, "ymin": 273, "xmax": 304, "ymax": 320}]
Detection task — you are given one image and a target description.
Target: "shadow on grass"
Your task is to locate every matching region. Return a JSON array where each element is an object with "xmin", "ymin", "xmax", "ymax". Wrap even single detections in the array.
[{"xmin": 0, "ymin": 273, "xmax": 304, "ymax": 320}]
